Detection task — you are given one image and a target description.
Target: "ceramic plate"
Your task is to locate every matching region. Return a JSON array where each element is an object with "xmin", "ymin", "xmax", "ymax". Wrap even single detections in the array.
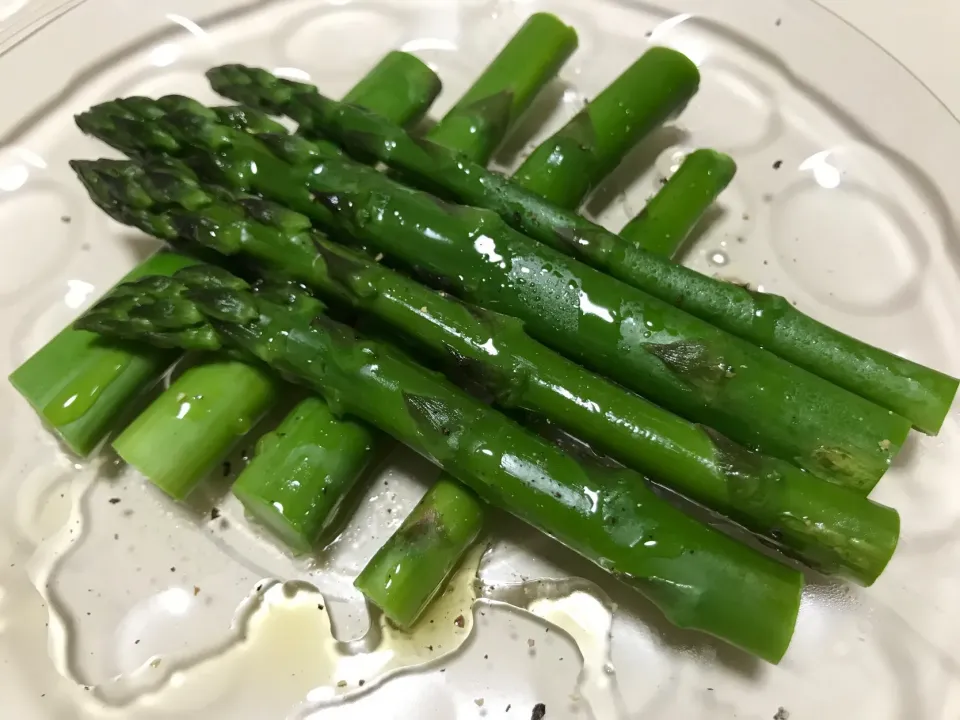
[{"xmin": 2, "ymin": 0, "xmax": 959, "ymax": 718}]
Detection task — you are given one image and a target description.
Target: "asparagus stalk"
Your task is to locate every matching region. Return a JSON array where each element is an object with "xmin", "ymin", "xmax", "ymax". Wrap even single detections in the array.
[
  {"xmin": 74, "ymin": 263, "xmax": 803, "ymax": 662},
  {"xmin": 233, "ymin": 396, "xmax": 387, "ymax": 552},
  {"xmin": 342, "ymin": 50, "xmax": 442, "ymax": 127},
  {"xmin": 213, "ymin": 27, "xmax": 578, "ymax": 600},
  {"xmin": 620, "ymin": 149, "xmax": 737, "ymax": 258},
  {"xmin": 105, "ymin": 52, "xmax": 441, "ymax": 500},
  {"xmin": 203, "ymin": 64, "xmax": 958, "ymax": 436},
  {"xmin": 355, "ymin": 476, "xmax": 485, "ymax": 628},
  {"xmin": 114, "ymin": 358, "xmax": 279, "ymax": 499},
  {"xmin": 512, "ymin": 46, "xmax": 700, "ymax": 207},
  {"xmin": 421, "ymin": 13, "xmax": 577, "ymax": 164},
  {"xmin": 71, "ymin": 157, "xmax": 900, "ymax": 585},
  {"xmin": 75, "ymin": 99, "xmax": 913, "ymax": 492},
  {"xmin": 10, "ymin": 52, "xmax": 437, "ymax": 459},
  {"xmin": 8, "ymin": 252, "xmax": 196, "ymax": 456}
]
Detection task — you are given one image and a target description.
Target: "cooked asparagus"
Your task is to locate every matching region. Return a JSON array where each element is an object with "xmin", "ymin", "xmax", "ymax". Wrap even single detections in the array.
[
  {"xmin": 73, "ymin": 98, "xmax": 912, "ymax": 491},
  {"xmin": 204, "ymin": 63, "xmax": 958, "ymax": 436},
  {"xmin": 74, "ymin": 263, "xmax": 804, "ymax": 663},
  {"xmin": 71, "ymin": 157, "xmax": 900, "ymax": 585}
]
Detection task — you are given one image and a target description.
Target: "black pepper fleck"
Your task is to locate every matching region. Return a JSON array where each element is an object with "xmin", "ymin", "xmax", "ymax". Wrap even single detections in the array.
[
  {"xmin": 772, "ymin": 160, "xmax": 783, "ymax": 170},
  {"xmin": 108, "ymin": 498, "xmax": 121, "ymax": 504},
  {"xmin": 531, "ymin": 702, "xmax": 546, "ymax": 720},
  {"xmin": 60, "ymin": 215, "xmax": 72, "ymax": 223},
  {"xmin": 454, "ymin": 614, "xmax": 465, "ymax": 628},
  {"xmin": 211, "ymin": 507, "xmax": 221, "ymax": 520},
  {"xmin": 170, "ymin": 567, "xmax": 176, "ymax": 572},
  {"xmin": 775, "ymin": 18, "xmax": 782, "ymax": 26}
]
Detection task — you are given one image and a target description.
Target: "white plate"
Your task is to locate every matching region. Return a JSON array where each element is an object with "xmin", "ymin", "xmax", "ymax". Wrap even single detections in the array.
[{"xmin": 2, "ymin": 0, "xmax": 960, "ymax": 718}]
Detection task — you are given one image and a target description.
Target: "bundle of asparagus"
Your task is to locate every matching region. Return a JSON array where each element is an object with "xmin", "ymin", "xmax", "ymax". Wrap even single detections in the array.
[{"xmin": 10, "ymin": 11, "xmax": 957, "ymax": 665}]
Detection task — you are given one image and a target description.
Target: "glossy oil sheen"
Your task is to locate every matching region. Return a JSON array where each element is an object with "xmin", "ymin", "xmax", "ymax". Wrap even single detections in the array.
[
  {"xmin": 254, "ymin": 84, "xmax": 956, "ymax": 437},
  {"xmin": 8, "ymin": 251, "xmax": 196, "ymax": 455},
  {"xmin": 77, "ymin": 268, "xmax": 804, "ymax": 662},
  {"xmin": 198, "ymin": 73, "xmax": 926, "ymax": 486},
  {"xmin": 293, "ymin": 154, "xmax": 909, "ymax": 492},
  {"xmin": 77, "ymin": 169, "xmax": 898, "ymax": 584},
  {"xmin": 217, "ymin": 293, "xmax": 802, "ymax": 663}
]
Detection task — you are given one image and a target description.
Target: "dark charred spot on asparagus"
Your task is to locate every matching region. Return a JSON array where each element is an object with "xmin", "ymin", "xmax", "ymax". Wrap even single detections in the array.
[{"xmin": 439, "ymin": 344, "xmax": 504, "ymax": 404}]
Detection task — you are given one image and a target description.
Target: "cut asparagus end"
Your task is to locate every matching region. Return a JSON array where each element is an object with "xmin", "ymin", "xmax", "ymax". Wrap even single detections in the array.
[
  {"xmin": 232, "ymin": 396, "xmax": 384, "ymax": 552},
  {"xmin": 114, "ymin": 358, "xmax": 279, "ymax": 500},
  {"xmin": 343, "ymin": 50, "xmax": 442, "ymax": 126},
  {"xmin": 233, "ymin": 489, "xmax": 313, "ymax": 554},
  {"xmin": 619, "ymin": 148, "xmax": 737, "ymax": 258},
  {"xmin": 355, "ymin": 477, "xmax": 485, "ymax": 629},
  {"xmin": 423, "ymin": 12, "xmax": 578, "ymax": 163},
  {"xmin": 513, "ymin": 45, "xmax": 701, "ymax": 208},
  {"xmin": 9, "ymin": 251, "xmax": 198, "ymax": 456}
]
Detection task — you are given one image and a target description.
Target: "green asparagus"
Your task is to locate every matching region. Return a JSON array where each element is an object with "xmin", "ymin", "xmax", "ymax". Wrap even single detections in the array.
[
  {"xmin": 215, "ymin": 27, "xmax": 578, "ymax": 598},
  {"xmin": 620, "ymin": 149, "xmax": 737, "ymax": 258},
  {"xmin": 74, "ymin": 263, "xmax": 803, "ymax": 662},
  {"xmin": 355, "ymin": 476, "xmax": 485, "ymax": 628},
  {"xmin": 204, "ymin": 63, "xmax": 958, "ymax": 436},
  {"xmin": 415, "ymin": 13, "xmax": 577, "ymax": 164},
  {"xmin": 114, "ymin": 358, "xmax": 279, "ymax": 499},
  {"xmin": 11, "ymin": 52, "xmax": 438, "ymax": 459},
  {"xmin": 74, "ymin": 98, "xmax": 912, "ymax": 492},
  {"xmin": 233, "ymin": 396, "xmax": 387, "ymax": 552},
  {"xmin": 104, "ymin": 52, "xmax": 441, "ymax": 500},
  {"xmin": 8, "ymin": 252, "xmax": 196, "ymax": 456},
  {"xmin": 512, "ymin": 46, "xmax": 700, "ymax": 207},
  {"xmin": 71, "ymin": 157, "xmax": 899, "ymax": 585}
]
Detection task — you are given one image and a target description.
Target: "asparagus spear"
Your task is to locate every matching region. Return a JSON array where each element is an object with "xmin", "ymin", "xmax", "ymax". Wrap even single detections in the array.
[
  {"xmin": 421, "ymin": 13, "xmax": 577, "ymax": 164},
  {"xmin": 620, "ymin": 149, "xmax": 737, "ymax": 258},
  {"xmin": 233, "ymin": 396, "xmax": 387, "ymax": 552},
  {"xmin": 8, "ymin": 252, "xmax": 196, "ymax": 455},
  {"xmin": 204, "ymin": 64, "xmax": 958, "ymax": 436},
  {"xmin": 71, "ymin": 157, "xmax": 900, "ymax": 585},
  {"xmin": 211, "ymin": 26, "xmax": 578, "ymax": 597},
  {"xmin": 75, "ymin": 99, "xmax": 912, "ymax": 492},
  {"xmin": 10, "ymin": 52, "xmax": 438, "ymax": 459},
  {"xmin": 103, "ymin": 52, "xmax": 442, "ymax": 500},
  {"xmin": 512, "ymin": 46, "xmax": 700, "ymax": 207},
  {"xmin": 355, "ymin": 476, "xmax": 485, "ymax": 628},
  {"xmin": 74, "ymin": 263, "xmax": 803, "ymax": 662}
]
